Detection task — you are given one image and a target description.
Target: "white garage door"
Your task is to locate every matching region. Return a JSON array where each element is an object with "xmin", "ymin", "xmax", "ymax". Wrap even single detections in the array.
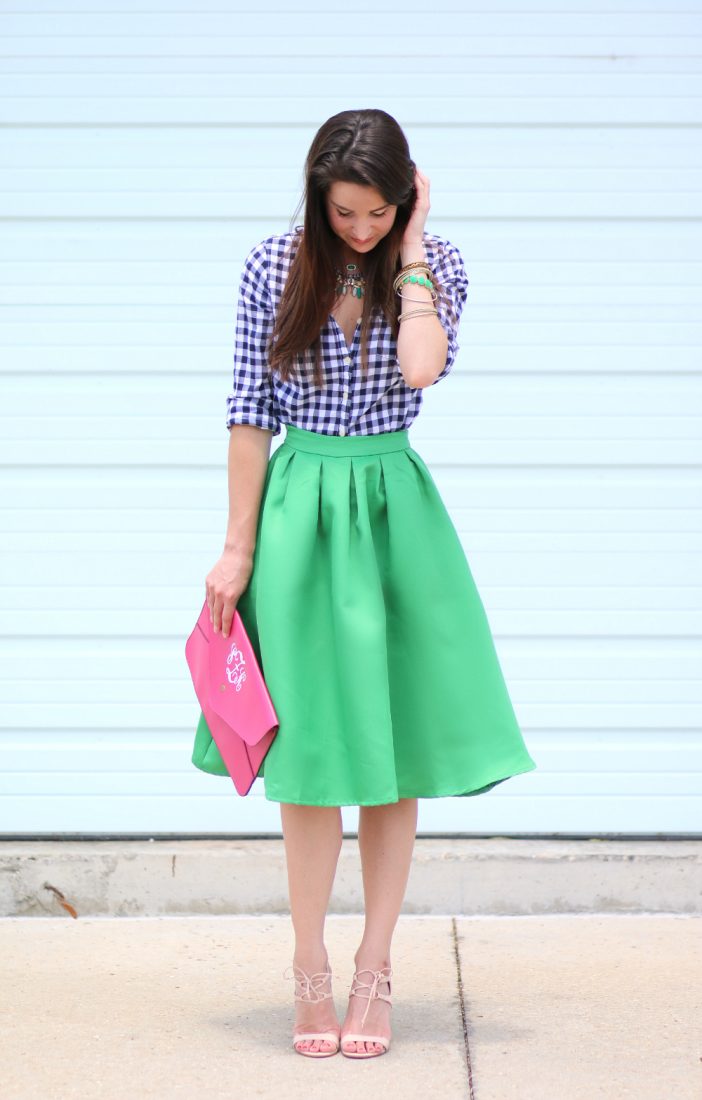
[{"xmin": 2, "ymin": 2, "xmax": 700, "ymax": 836}]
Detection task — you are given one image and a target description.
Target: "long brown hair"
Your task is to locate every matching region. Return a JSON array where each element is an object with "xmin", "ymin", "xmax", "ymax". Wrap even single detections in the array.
[{"xmin": 267, "ymin": 108, "xmax": 453, "ymax": 388}]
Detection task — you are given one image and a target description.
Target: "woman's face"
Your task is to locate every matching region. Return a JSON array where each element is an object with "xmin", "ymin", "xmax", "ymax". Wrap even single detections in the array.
[{"xmin": 325, "ymin": 180, "xmax": 397, "ymax": 255}]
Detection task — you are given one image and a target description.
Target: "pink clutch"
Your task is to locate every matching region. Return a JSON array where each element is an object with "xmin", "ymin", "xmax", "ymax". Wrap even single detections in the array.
[{"xmin": 185, "ymin": 598, "xmax": 279, "ymax": 796}]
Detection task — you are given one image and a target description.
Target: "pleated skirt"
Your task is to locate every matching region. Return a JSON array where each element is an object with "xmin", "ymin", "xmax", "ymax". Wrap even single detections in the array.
[{"xmin": 191, "ymin": 423, "xmax": 537, "ymax": 805}]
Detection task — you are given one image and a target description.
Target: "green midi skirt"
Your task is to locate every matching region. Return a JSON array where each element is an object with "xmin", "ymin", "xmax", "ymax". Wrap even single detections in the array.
[{"xmin": 191, "ymin": 423, "xmax": 537, "ymax": 805}]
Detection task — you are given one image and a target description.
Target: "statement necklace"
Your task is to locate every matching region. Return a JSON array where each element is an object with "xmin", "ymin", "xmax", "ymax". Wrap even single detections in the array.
[{"xmin": 335, "ymin": 262, "xmax": 365, "ymax": 299}]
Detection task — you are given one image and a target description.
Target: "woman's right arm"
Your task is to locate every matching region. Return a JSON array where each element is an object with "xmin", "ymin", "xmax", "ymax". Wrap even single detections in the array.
[{"xmin": 206, "ymin": 423, "xmax": 274, "ymax": 638}]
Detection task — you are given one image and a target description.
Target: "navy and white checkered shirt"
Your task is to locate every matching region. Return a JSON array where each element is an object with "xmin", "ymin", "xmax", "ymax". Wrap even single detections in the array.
[{"xmin": 225, "ymin": 229, "xmax": 469, "ymax": 437}]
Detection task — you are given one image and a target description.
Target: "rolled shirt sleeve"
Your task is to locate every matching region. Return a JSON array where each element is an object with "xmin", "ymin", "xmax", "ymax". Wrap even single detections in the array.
[
  {"xmin": 429, "ymin": 238, "xmax": 470, "ymax": 385},
  {"xmin": 225, "ymin": 241, "xmax": 281, "ymax": 435}
]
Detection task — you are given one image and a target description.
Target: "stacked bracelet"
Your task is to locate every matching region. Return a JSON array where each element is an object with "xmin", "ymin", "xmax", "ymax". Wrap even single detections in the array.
[
  {"xmin": 398, "ymin": 307, "xmax": 439, "ymax": 324},
  {"xmin": 394, "ymin": 260, "xmax": 440, "ymax": 322},
  {"xmin": 392, "ymin": 260, "xmax": 434, "ymax": 296}
]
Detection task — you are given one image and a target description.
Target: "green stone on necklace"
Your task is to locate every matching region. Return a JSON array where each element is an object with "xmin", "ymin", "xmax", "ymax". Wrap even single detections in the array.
[{"xmin": 335, "ymin": 262, "xmax": 365, "ymax": 299}]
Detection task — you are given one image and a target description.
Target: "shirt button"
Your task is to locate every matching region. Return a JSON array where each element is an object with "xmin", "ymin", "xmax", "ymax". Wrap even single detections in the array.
[
  {"xmin": 343, "ymin": 356, "xmax": 352, "ymax": 366},
  {"xmin": 339, "ymin": 426, "xmax": 347, "ymax": 437},
  {"xmin": 342, "ymin": 388, "xmax": 349, "ymax": 399}
]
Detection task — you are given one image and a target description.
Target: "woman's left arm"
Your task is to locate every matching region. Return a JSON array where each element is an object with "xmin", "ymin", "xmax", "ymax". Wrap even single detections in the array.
[{"xmin": 396, "ymin": 168, "xmax": 451, "ymax": 387}]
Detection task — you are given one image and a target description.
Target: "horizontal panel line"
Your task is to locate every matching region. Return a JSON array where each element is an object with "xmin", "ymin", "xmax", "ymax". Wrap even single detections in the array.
[
  {"xmin": 6, "ymin": 319, "xmax": 702, "ymax": 325},
  {"xmin": 2, "ymin": 74, "xmax": 702, "ymax": 83},
  {"xmin": 6, "ymin": 72, "xmax": 702, "ymax": 80},
  {"xmin": 2, "ymin": 583, "xmax": 702, "ymax": 589},
  {"xmin": 10, "ymin": 419, "xmax": 702, "ymax": 426},
  {"xmin": 2, "ymin": 122, "xmax": 702, "ymax": 132},
  {"xmin": 2, "ymin": 464, "xmax": 702, "ymax": 471},
  {"xmin": 4, "ymin": 214, "xmax": 702, "ymax": 222},
  {"xmin": 3, "ymin": 793, "xmax": 700, "ymax": 800},
  {"xmin": 28, "ymin": 683, "xmax": 695, "ymax": 695},
  {"xmin": 4, "ymin": 94, "xmax": 702, "ymax": 100},
  {"xmin": 2, "ymin": 284, "xmax": 701, "ymax": 290},
  {"xmin": 8, "ymin": 544, "xmax": 698, "ymax": 550},
  {"xmin": 2, "ymin": 728, "xmax": 701, "ymax": 736},
  {"xmin": 5, "ymin": 769, "xmax": 702, "ymax": 776},
  {"xmin": 4, "ymin": 833, "xmax": 700, "ymax": 842},
  {"xmin": 5, "ymin": 531, "xmax": 702, "ymax": 537},
  {"xmin": 1, "ymin": 59, "xmax": 702, "ymax": 66},
  {"xmin": 4, "ymin": 368, "xmax": 702, "ymax": 374},
  {"xmin": 5, "ymin": 284, "xmax": 702, "ymax": 290},
  {"xmin": 6, "ymin": 33, "xmax": 702, "ymax": 39},
  {"xmin": 6, "ymin": 188, "xmax": 702, "ymax": 196}
]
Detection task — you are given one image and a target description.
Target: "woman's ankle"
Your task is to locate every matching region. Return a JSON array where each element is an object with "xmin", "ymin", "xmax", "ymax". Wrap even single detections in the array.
[
  {"xmin": 353, "ymin": 948, "xmax": 391, "ymax": 972},
  {"xmin": 293, "ymin": 946, "xmax": 330, "ymax": 973}
]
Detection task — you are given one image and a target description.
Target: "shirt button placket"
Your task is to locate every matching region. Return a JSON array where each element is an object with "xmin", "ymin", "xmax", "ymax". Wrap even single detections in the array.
[{"xmin": 340, "ymin": 353, "xmax": 352, "ymax": 436}]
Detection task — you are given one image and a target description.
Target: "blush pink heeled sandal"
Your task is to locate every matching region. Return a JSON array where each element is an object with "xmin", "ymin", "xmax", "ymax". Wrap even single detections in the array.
[
  {"xmin": 283, "ymin": 963, "xmax": 340, "ymax": 1057},
  {"xmin": 340, "ymin": 965, "xmax": 393, "ymax": 1058}
]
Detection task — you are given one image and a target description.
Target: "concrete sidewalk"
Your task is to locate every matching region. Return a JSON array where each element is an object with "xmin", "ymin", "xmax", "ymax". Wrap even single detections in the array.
[{"xmin": 2, "ymin": 913, "xmax": 699, "ymax": 1100}]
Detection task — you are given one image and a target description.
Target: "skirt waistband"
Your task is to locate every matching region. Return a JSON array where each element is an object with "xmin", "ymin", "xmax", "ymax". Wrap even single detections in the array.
[{"xmin": 281, "ymin": 424, "xmax": 410, "ymax": 456}]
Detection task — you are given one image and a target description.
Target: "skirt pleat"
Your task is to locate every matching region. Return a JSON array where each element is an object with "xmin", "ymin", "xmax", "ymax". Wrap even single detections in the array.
[{"xmin": 191, "ymin": 424, "xmax": 537, "ymax": 805}]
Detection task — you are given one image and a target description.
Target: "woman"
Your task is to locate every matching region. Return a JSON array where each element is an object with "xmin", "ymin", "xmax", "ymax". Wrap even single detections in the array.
[{"xmin": 191, "ymin": 109, "xmax": 537, "ymax": 1059}]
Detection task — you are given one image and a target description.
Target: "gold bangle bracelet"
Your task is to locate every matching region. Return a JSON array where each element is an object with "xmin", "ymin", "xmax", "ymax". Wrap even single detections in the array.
[
  {"xmin": 397, "ymin": 260, "xmax": 432, "ymax": 273},
  {"xmin": 398, "ymin": 307, "xmax": 439, "ymax": 323},
  {"xmin": 398, "ymin": 288, "xmax": 438, "ymax": 303}
]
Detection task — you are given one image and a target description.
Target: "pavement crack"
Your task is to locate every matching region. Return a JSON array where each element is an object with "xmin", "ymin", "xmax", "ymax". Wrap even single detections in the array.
[{"xmin": 451, "ymin": 915, "xmax": 476, "ymax": 1099}]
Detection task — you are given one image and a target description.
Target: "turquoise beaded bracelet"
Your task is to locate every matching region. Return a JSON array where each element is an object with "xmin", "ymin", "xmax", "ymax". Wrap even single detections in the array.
[
  {"xmin": 397, "ymin": 271, "xmax": 438, "ymax": 303},
  {"xmin": 402, "ymin": 274, "xmax": 434, "ymax": 289}
]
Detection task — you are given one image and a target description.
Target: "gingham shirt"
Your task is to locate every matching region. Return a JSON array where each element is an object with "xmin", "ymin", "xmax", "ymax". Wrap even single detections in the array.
[{"xmin": 225, "ymin": 229, "xmax": 469, "ymax": 437}]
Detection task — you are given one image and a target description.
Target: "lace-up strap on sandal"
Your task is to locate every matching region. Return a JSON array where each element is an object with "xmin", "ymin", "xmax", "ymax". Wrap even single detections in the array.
[
  {"xmin": 283, "ymin": 964, "xmax": 340, "ymax": 1057},
  {"xmin": 284, "ymin": 964, "xmax": 335, "ymax": 1004},
  {"xmin": 341, "ymin": 965, "xmax": 393, "ymax": 1058}
]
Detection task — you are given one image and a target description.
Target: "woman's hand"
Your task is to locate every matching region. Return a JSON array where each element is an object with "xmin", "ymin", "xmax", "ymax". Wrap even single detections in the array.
[
  {"xmin": 402, "ymin": 167, "xmax": 431, "ymax": 247},
  {"xmin": 205, "ymin": 547, "xmax": 254, "ymax": 639}
]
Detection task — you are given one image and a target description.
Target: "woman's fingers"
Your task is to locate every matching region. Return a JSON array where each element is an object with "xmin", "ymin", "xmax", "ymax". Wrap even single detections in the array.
[
  {"xmin": 209, "ymin": 593, "xmax": 237, "ymax": 637},
  {"xmin": 205, "ymin": 552, "xmax": 252, "ymax": 637},
  {"xmin": 211, "ymin": 593, "xmax": 223, "ymax": 633},
  {"xmin": 219, "ymin": 598, "xmax": 237, "ymax": 639}
]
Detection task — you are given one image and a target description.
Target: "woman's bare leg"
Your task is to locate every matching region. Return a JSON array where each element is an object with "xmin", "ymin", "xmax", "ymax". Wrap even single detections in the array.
[
  {"xmin": 341, "ymin": 796, "xmax": 418, "ymax": 1054},
  {"xmin": 280, "ymin": 802, "xmax": 343, "ymax": 1053}
]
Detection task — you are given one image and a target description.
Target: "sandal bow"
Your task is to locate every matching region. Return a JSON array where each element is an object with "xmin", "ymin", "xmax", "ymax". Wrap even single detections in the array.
[{"xmin": 283, "ymin": 963, "xmax": 334, "ymax": 1002}]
